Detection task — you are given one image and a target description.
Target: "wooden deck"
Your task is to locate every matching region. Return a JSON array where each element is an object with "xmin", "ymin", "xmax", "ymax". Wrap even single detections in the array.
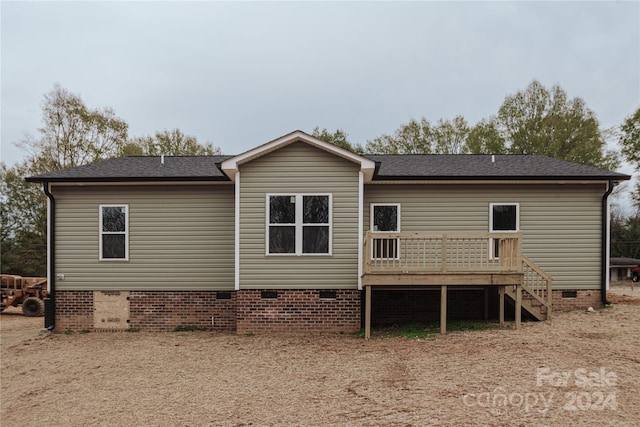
[{"xmin": 361, "ymin": 231, "xmax": 552, "ymax": 338}]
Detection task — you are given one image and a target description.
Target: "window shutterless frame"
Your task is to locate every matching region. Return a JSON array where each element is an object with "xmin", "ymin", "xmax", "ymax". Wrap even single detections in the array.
[
  {"xmin": 489, "ymin": 202, "xmax": 519, "ymax": 259},
  {"xmin": 370, "ymin": 203, "xmax": 400, "ymax": 260},
  {"xmin": 99, "ymin": 204, "xmax": 129, "ymax": 261},
  {"xmin": 266, "ymin": 194, "xmax": 332, "ymax": 256}
]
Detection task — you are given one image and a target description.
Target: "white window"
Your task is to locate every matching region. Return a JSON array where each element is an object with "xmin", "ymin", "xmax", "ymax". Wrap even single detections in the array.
[
  {"xmin": 267, "ymin": 194, "xmax": 331, "ymax": 255},
  {"xmin": 489, "ymin": 203, "xmax": 519, "ymax": 258},
  {"xmin": 99, "ymin": 205, "xmax": 128, "ymax": 261},
  {"xmin": 370, "ymin": 204, "xmax": 400, "ymax": 259}
]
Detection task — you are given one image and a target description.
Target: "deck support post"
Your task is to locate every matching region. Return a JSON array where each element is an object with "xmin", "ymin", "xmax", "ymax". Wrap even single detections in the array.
[
  {"xmin": 365, "ymin": 285, "xmax": 371, "ymax": 339},
  {"xmin": 499, "ymin": 286, "xmax": 505, "ymax": 325},
  {"xmin": 484, "ymin": 287, "xmax": 490, "ymax": 320},
  {"xmin": 515, "ymin": 284, "xmax": 522, "ymax": 330},
  {"xmin": 440, "ymin": 285, "xmax": 447, "ymax": 334}
]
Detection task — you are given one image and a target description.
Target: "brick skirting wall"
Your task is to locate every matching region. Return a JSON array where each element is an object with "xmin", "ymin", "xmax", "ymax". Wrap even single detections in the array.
[
  {"xmin": 55, "ymin": 290, "xmax": 94, "ymax": 332},
  {"xmin": 54, "ymin": 290, "xmax": 236, "ymax": 332},
  {"xmin": 236, "ymin": 289, "xmax": 361, "ymax": 334},
  {"xmin": 551, "ymin": 289, "xmax": 602, "ymax": 311},
  {"xmin": 128, "ymin": 291, "xmax": 236, "ymax": 332}
]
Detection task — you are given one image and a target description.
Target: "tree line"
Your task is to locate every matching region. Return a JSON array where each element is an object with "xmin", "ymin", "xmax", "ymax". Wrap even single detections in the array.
[{"xmin": 1, "ymin": 81, "xmax": 639, "ymax": 275}]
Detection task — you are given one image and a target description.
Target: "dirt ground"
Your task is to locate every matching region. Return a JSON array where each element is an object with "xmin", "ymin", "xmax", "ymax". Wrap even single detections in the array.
[{"xmin": 2, "ymin": 285, "xmax": 640, "ymax": 426}]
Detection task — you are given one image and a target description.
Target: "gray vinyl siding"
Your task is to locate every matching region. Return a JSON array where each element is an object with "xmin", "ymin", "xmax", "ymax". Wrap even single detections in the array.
[
  {"xmin": 364, "ymin": 183, "xmax": 605, "ymax": 290},
  {"xmin": 53, "ymin": 185, "xmax": 235, "ymax": 291},
  {"xmin": 239, "ymin": 142, "xmax": 360, "ymax": 289}
]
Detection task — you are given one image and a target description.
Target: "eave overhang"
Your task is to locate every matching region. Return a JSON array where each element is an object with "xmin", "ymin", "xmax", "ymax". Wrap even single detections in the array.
[
  {"xmin": 25, "ymin": 176, "xmax": 231, "ymax": 184},
  {"xmin": 370, "ymin": 175, "xmax": 631, "ymax": 184}
]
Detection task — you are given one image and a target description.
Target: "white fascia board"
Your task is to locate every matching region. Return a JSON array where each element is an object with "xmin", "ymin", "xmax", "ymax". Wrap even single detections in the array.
[{"xmin": 221, "ymin": 130, "xmax": 376, "ymax": 182}]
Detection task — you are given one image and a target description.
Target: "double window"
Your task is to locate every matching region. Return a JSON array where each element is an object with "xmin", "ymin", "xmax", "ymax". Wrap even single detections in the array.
[
  {"xmin": 267, "ymin": 194, "xmax": 331, "ymax": 255},
  {"xmin": 371, "ymin": 204, "xmax": 400, "ymax": 259},
  {"xmin": 99, "ymin": 205, "xmax": 128, "ymax": 261},
  {"xmin": 489, "ymin": 203, "xmax": 519, "ymax": 258}
]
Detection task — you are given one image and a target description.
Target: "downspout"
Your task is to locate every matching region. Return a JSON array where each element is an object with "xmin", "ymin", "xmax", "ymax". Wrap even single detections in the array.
[
  {"xmin": 601, "ymin": 180, "xmax": 615, "ymax": 305},
  {"xmin": 43, "ymin": 182, "xmax": 56, "ymax": 330}
]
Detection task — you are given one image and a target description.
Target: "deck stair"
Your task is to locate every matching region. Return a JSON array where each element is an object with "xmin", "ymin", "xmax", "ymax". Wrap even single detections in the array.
[{"xmin": 504, "ymin": 256, "xmax": 553, "ymax": 321}]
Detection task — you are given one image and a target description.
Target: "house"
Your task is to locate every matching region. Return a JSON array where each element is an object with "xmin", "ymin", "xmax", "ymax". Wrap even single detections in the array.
[
  {"xmin": 609, "ymin": 257, "xmax": 640, "ymax": 282},
  {"xmin": 27, "ymin": 130, "xmax": 631, "ymax": 336}
]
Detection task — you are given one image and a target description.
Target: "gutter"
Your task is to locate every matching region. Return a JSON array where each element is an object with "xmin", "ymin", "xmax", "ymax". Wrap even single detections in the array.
[
  {"xmin": 601, "ymin": 180, "xmax": 615, "ymax": 305},
  {"xmin": 43, "ymin": 182, "xmax": 56, "ymax": 330}
]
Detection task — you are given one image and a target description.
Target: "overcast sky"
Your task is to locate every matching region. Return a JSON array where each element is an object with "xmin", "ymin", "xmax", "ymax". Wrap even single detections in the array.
[{"xmin": 1, "ymin": 1, "xmax": 639, "ymax": 171}]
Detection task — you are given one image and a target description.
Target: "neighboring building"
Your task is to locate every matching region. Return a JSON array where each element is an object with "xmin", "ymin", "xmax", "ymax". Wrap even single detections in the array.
[
  {"xmin": 610, "ymin": 257, "xmax": 640, "ymax": 282},
  {"xmin": 27, "ymin": 131, "xmax": 631, "ymax": 335}
]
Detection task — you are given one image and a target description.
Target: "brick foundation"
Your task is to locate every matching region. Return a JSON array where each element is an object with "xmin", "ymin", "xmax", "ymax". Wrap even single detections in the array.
[
  {"xmin": 55, "ymin": 290, "xmax": 94, "ymax": 332},
  {"xmin": 128, "ymin": 291, "xmax": 236, "ymax": 332},
  {"xmin": 54, "ymin": 290, "xmax": 237, "ymax": 332},
  {"xmin": 236, "ymin": 289, "xmax": 361, "ymax": 334},
  {"xmin": 551, "ymin": 289, "xmax": 602, "ymax": 311}
]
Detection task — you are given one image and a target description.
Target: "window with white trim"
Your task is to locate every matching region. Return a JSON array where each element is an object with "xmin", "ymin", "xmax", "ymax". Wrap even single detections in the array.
[
  {"xmin": 489, "ymin": 203, "xmax": 519, "ymax": 258},
  {"xmin": 267, "ymin": 194, "xmax": 331, "ymax": 255},
  {"xmin": 100, "ymin": 205, "xmax": 128, "ymax": 261},
  {"xmin": 371, "ymin": 204, "xmax": 400, "ymax": 259}
]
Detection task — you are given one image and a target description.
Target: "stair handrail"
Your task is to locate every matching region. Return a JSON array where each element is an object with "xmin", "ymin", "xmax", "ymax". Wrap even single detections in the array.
[{"xmin": 522, "ymin": 256, "xmax": 553, "ymax": 320}]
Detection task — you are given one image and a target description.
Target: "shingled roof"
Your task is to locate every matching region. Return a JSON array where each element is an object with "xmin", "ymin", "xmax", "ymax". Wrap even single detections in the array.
[
  {"xmin": 27, "ymin": 156, "xmax": 233, "ymax": 182},
  {"xmin": 367, "ymin": 154, "xmax": 630, "ymax": 181},
  {"xmin": 27, "ymin": 153, "xmax": 630, "ymax": 183}
]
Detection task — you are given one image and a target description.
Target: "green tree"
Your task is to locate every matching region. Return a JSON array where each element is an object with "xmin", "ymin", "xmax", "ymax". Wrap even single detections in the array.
[
  {"xmin": 496, "ymin": 80, "xmax": 618, "ymax": 169},
  {"xmin": 610, "ymin": 211, "xmax": 640, "ymax": 259},
  {"xmin": 364, "ymin": 118, "xmax": 433, "ymax": 154},
  {"xmin": 126, "ymin": 129, "xmax": 221, "ymax": 156},
  {"xmin": 364, "ymin": 116, "xmax": 473, "ymax": 155},
  {"xmin": 466, "ymin": 118, "xmax": 507, "ymax": 154},
  {"xmin": 431, "ymin": 116, "xmax": 470, "ymax": 154},
  {"xmin": 311, "ymin": 127, "xmax": 363, "ymax": 153},
  {"xmin": 619, "ymin": 107, "xmax": 640, "ymax": 207},
  {"xmin": 20, "ymin": 85, "xmax": 129, "ymax": 172},
  {"xmin": 0, "ymin": 162, "xmax": 47, "ymax": 276}
]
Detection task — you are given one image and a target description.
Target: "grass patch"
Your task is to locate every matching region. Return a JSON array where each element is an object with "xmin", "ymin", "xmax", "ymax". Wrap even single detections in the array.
[
  {"xmin": 79, "ymin": 329, "xmax": 91, "ymax": 334},
  {"xmin": 358, "ymin": 320, "xmax": 499, "ymax": 338},
  {"xmin": 446, "ymin": 320, "xmax": 496, "ymax": 331},
  {"xmin": 352, "ymin": 329, "xmax": 366, "ymax": 338},
  {"xmin": 394, "ymin": 323, "xmax": 438, "ymax": 338},
  {"xmin": 173, "ymin": 325, "xmax": 207, "ymax": 332},
  {"xmin": 365, "ymin": 323, "xmax": 439, "ymax": 339},
  {"xmin": 126, "ymin": 327, "xmax": 140, "ymax": 332},
  {"xmin": 244, "ymin": 333, "xmax": 255, "ymax": 337}
]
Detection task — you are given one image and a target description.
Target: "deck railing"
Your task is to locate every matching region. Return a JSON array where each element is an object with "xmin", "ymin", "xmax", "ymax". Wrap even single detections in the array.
[{"xmin": 363, "ymin": 231, "xmax": 523, "ymax": 275}]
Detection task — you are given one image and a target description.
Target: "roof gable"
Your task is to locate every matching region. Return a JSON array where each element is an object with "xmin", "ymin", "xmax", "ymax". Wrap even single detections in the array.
[{"xmin": 221, "ymin": 130, "xmax": 376, "ymax": 182}]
